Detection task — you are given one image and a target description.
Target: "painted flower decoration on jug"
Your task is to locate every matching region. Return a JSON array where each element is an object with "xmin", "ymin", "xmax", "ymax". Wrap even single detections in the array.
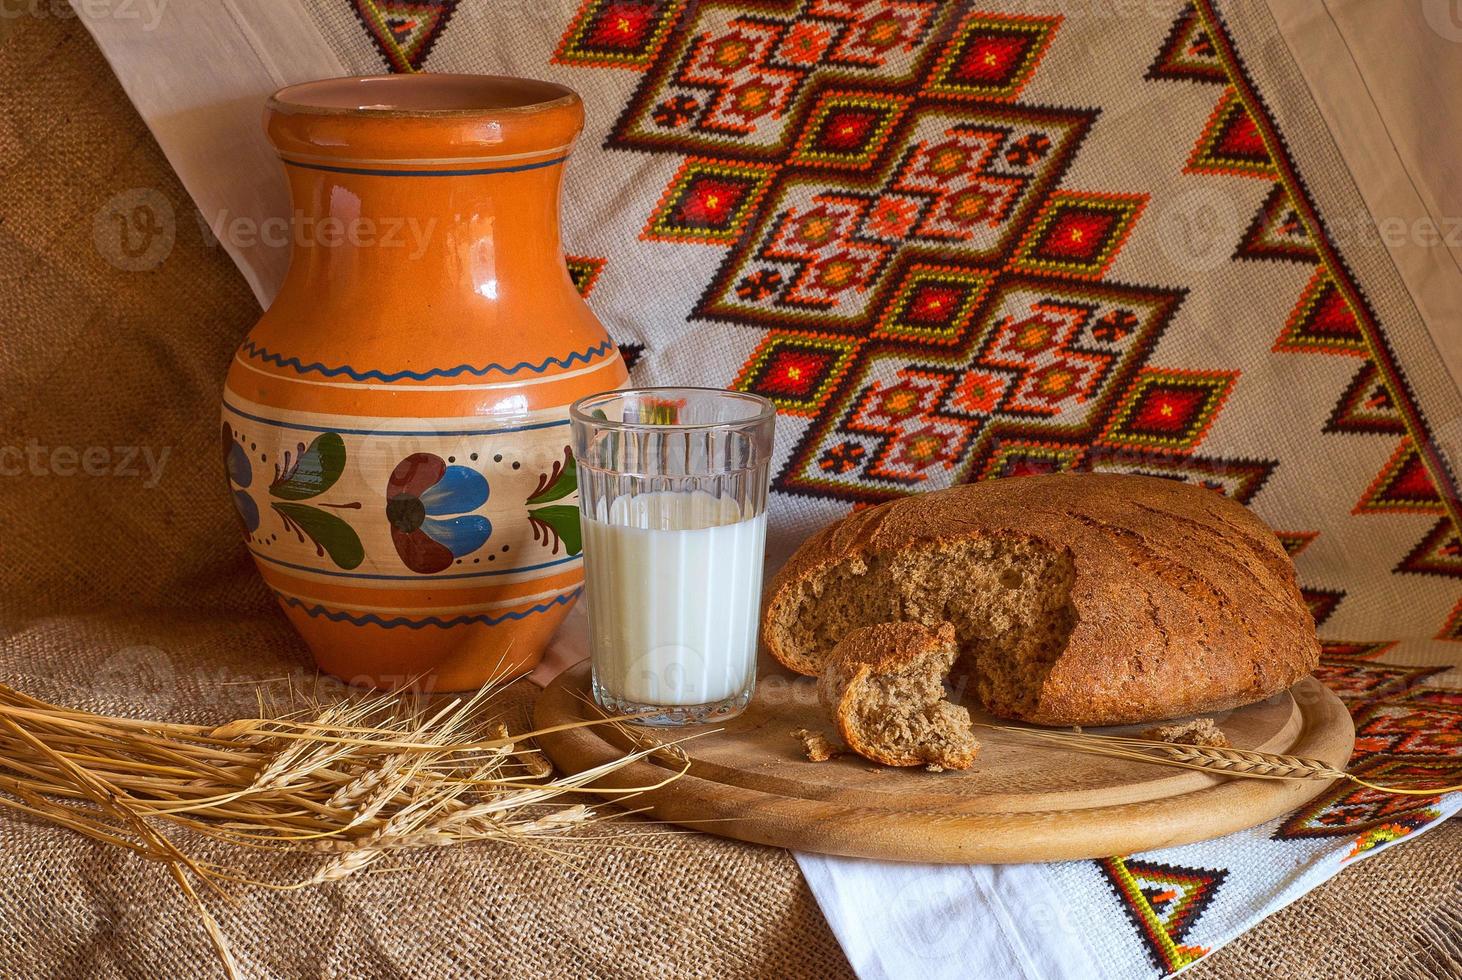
[
  {"xmin": 269, "ymin": 433, "xmax": 365, "ymax": 570},
  {"xmin": 387, "ymin": 453, "xmax": 492, "ymax": 574},
  {"xmin": 525, "ymin": 447, "xmax": 582, "ymax": 556},
  {"xmin": 222, "ymin": 421, "xmax": 259, "ymax": 533}
]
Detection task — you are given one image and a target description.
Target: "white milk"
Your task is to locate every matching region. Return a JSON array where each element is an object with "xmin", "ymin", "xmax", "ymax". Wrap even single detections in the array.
[{"xmin": 583, "ymin": 491, "xmax": 766, "ymax": 707}]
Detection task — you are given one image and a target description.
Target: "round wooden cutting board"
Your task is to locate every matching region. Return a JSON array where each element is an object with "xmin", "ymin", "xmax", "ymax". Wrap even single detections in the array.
[{"xmin": 533, "ymin": 659, "xmax": 1355, "ymax": 863}]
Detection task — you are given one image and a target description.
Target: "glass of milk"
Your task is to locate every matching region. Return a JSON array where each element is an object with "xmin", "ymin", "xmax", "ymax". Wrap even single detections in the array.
[{"xmin": 570, "ymin": 388, "xmax": 775, "ymax": 726}]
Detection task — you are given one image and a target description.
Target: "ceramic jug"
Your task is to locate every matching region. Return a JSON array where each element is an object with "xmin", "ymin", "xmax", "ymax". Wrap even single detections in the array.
[{"xmin": 222, "ymin": 74, "xmax": 626, "ymax": 690}]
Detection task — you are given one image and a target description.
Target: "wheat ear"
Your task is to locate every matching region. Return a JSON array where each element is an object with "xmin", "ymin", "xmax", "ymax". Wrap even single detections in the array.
[{"xmin": 982, "ymin": 724, "xmax": 1462, "ymax": 796}]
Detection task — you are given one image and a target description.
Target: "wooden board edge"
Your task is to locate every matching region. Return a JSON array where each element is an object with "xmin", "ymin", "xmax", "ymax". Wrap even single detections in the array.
[{"xmin": 533, "ymin": 669, "xmax": 1357, "ymax": 864}]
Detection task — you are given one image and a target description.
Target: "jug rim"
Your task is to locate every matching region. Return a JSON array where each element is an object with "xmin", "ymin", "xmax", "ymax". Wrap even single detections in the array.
[{"xmin": 268, "ymin": 73, "xmax": 578, "ymax": 119}]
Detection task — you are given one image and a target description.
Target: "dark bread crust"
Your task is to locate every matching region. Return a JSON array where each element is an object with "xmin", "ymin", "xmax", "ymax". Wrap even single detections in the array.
[
  {"xmin": 766, "ymin": 473, "xmax": 1320, "ymax": 727},
  {"xmin": 822, "ymin": 621, "xmax": 960, "ymax": 677}
]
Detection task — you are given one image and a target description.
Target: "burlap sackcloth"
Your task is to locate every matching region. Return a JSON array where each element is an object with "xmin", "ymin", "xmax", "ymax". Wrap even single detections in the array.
[{"xmin": 0, "ymin": 9, "xmax": 1458, "ymax": 980}]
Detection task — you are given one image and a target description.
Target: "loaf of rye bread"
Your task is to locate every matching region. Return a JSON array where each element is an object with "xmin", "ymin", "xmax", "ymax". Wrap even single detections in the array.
[{"xmin": 764, "ymin": 473, "xmax": 1319, "ymax": 727}]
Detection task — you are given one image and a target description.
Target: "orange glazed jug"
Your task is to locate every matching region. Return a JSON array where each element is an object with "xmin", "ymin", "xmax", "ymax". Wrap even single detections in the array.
[{"xmin": 222, "ymin": 75, "xmax": 626, "ymax": 690}]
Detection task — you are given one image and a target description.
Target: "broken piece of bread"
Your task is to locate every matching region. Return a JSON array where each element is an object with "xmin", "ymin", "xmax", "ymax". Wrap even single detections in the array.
[
  {"xmin": 817, "ymin": 621, "xmax": 979, "ymax": 770},
  {"xmin": 1141, "ymin": 717, "xmax": 1230, "ymax": 748},
  {"xmin": 790, "ymin": 728, "xmax": 843, "ymax": 762}
]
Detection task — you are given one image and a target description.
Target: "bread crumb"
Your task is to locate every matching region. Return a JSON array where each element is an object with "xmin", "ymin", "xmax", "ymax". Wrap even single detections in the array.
[
  {"xmin": 790, "ymin": 728, "xmax": 843, "ymax": 762},
  {"xmin": 1141, "ymin": 717, "xmax": 1230, "ymax": 748},
  {"xmin": 924, "ymin": 763, "xmax": 945, "ymax": 773}
]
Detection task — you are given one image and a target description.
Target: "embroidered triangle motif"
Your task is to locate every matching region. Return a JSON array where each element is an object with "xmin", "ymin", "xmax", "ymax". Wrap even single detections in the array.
[
  {"xmin": 1396, "ymin": 517, "xmax": 1462, "ymax": 578},
  {"xmin": 1146, "ymin": 2, "xmax": 1226, "ymax": 84},
  {"xmin": 1186, "ymin": 88, "xmax": 1276, "ymax": 178},
  {"xmin": 1274, "ymin": 268, "xmax": 1366, "ymax": 356},
  {"xmin": 1302, "ymin": 587, "xmax": 1345, "ymax": 627},
  {"xmin": 1325, "ymin": 361, "xmax": 1405, "ymax": 435},
  {"xmin": 351, "ymin": 0, "xmax": 461, "ymax": 73},
  {"xmin": 1098, "ymin": 857, "xmax": 1228, "ymax": 974},
  {"xmin": 1234, "ymin": 182, "xmax": 1317, "ymax": 263},
  {"xmin": 1353, "ymin": 437, "xmax": 1447, "ymax": 516}
]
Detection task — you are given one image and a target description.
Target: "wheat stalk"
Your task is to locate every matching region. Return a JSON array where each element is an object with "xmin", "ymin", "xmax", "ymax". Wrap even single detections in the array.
[
  {"xmin": 0, "ymin": 678, "xmax": 684, "ymax": 978},
  {"xmin": 981, "ymin": 723, "xmax": 1462, "ymax": 795}
]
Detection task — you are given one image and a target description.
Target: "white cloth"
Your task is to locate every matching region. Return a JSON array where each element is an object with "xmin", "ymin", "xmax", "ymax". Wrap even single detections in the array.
[
  {"xmin": 798, "ymin": 858, "xmax": 1106, "ymax": 980},
  {"xmin": 797, "ymin": 791, "xmax": 1462, "ymax": 980}
]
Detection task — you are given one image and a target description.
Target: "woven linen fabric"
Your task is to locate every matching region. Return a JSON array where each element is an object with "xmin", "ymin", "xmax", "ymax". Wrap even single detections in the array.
[{"xmin": 2, "ymin": 0, "xmax": 1457, "ymax": 977}]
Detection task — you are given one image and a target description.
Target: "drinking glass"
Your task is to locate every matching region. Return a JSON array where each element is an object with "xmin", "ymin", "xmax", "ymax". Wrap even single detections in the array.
[{"xmin": 570, "ymin": 387, "xmax": 776, "ymax": 725}]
